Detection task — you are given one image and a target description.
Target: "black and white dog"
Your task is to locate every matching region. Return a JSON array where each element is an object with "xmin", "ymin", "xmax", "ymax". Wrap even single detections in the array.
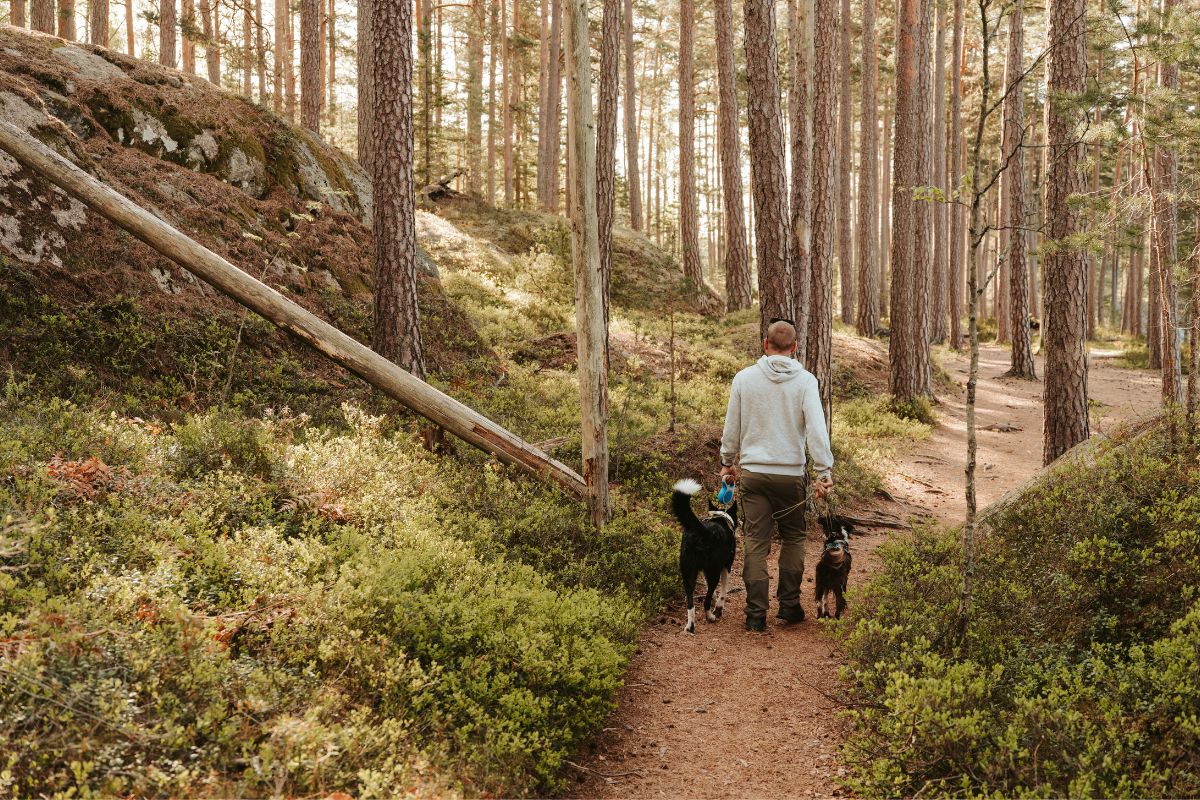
[
  {"xmin": 671, "ymin": 479, "xmax": 738, "ymax": 634},
  {"xmin": 814, "ymin": 515, "xmax": 854, "ymax": 619}
]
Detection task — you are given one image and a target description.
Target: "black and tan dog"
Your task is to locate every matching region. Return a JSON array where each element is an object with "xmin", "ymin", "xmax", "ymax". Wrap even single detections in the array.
[
  {"xmin": 814, "ymin": 515, "xmax": 854, "ymax": 619},
  {"xmin": 671, "ymin": 479, "xmax": 737, "ymax": 634}
]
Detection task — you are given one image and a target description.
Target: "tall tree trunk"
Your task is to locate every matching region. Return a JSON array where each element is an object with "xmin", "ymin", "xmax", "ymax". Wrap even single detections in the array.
[
  {"xmin": 564, "ymin": 0, "xmax": 610, "ymax": 527},
  {"xmin": 717, "ymin": 0, "xmax": 751, "ymax": 312},
  {"xmin": 1152, "ymin": 0, "xmax": 1182, "ymax": 406},
  {"xmin": 744, "ymin": 0, "xmax": 793, "ymax": 339},
  {"xmin": 487, "ymin": 0, "xmax": 498, "ymax": 202},
  {"xmin": 536, "ymin": 0, "xmax": 562, "ymax": 211},
  {"xmin": 1188, "ymin": 213, "xmax": 1199, "ymax": 420},
  {"xmin": 501, "ymin": 0, "xmax": 513, "ymax": 205},
  {"xmin": 276, "ymin": 0, "xmax": 288, "ymax": 112},
  {"xmin": 1002, "ymin": 0, "xmax": 1035, "ymax": 378},
  {"xmin": 788, "ymin": 0, "xmax": 813, "ymax": 357},
  {"xmin": 355, "ymin": 0, "xmax": 374, "ymax": 164},
  {"xmin": 13, "ymin": 0, "xmax": 27, "ymax": 28},
  {"xmin": 325, "ymin": 0, "xmax": 334, "ymax": 116},
  {"xmin": 879, "ymin": 80, "xmax": 892, "ymax": 318},
  {"xmin": 948, "ymin": 0, "xmax": 964, "ymax": 347},
  {"xmin": 536, "ymin": 0, "xmax": 552, "ymax": 206},
  {"xmin": 679, "ymin": 0, "xmax": 703, "ymax": 288},
  {"xmin": 31, "ymin": 0, "xmax": 54, "ymax": 33},
  {"xmin": 201, "ymin": 0, "xmax": 221, "ymax": 85},
  {"xmin": 124, "ymin": 0, "xmax": 133, "ymax": 53},
  {"xmin": 466, "ymin": 0, "xmax": 484, "ymax": 195},
  {"xmin": 930, "ymin": 0, "xmax": 948, "ymax": 342},
  {"xmin": 855, "ymin": 0, "xmax": 878, "ymax": 336},
  {"xmin": 370, "ymin": 0, "xmax": 424, "ymax": 377},
  {"xmin": 623, "ymin": 0, "xmax": 642, "ymax": 231},
  {"xmin": 300, "ymin": 0, "xmax": 320, "ymax": 132},
  {"xmin": 1043, "ymin": 0, "xmax": 1090, "ymax": 464},
  {"xmin": 597, "ymin": 0, "xmax": 619, "ymax": 339},
  {"xmin": 417, "ymin": 0, "xmax": 433, "ymax": 185},
  {"xmin": 241, "ymin": 0, "xmax": 251, "ymax": 93},
  {"xmin": 88, "ymin": 0, "xmax": 107, "ymax": 42},
  {"xmin": 889, "ymin": 0, "xmax": 934, "ymax": 404},
  {"xmin": 836, "ymin": 0, "xmax": 854, "ymax": 322},
  {"xmin": 256, "ymin": 0, "xmax": 266, "ymax": 101},
  {"xmin": 809, "ymin": 0, "xmax": 837, "ymax": 422},
  {"xmin": 160, "ymin": 0, "xmax": 176, "ymax": 64},
  {"xmin": 57, "ymin": 0, "xmax": 74, "ymax": 39}
]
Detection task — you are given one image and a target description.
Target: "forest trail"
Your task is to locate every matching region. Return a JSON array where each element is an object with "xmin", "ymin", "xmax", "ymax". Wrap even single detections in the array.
[{"xmin": 569, "ymin": 343, "xmax": 1161, "ymax": 799}]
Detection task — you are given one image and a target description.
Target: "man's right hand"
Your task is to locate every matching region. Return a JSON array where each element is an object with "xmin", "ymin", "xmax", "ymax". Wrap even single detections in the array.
[
  {"xmin": 720, "ymin": 464, "xmax": 738, "ymax": 484},
  {"xmin": 813, "ymin": 475, "xmax": 834, "ymax": 499}
]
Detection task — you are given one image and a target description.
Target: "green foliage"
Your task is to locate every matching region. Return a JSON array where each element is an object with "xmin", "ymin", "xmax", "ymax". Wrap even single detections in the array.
[
  {"xmin": 886, "ymin": 394, "xmax": 937, "ymax": 425},
  {"xmin": 839, "ymin": 423, "xmax": 1200, "ymax": 798}
]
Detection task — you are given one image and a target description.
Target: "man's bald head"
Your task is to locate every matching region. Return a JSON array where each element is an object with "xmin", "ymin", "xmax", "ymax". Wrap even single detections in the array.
[{"xmin": 764, "ymin": 320, "xmax": 798, "ymax": 355}]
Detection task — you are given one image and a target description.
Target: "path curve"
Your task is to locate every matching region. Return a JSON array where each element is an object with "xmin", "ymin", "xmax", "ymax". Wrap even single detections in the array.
[{"xmin": 569, "ymin": 344, "xmax": 1160, "ymax": 799}]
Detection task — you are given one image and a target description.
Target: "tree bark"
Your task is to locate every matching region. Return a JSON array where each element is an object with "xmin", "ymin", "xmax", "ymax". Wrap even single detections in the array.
[
  {"xmin": 948, "ymin": 0, "xmax": 964, "ymax": 348},
  {"xmin": 487, "ymin": 0, "xmax": 497, "ymax": 202},
  {"xmin": 744, "ymin": 0, "xmax": 793, "ymax": 339},
  {"xmin": 275, "ymin": 0, "xmax": 288, "ymax": 112},
  {"xmin": 160, "ymin": 0, "xmax": 177, "ymax": 65},
  {"xmin": 931, "ymin": 0, "xmax": 948, "ymax": 342},
  {"xmin": 57, "ymin": 0, "xmax": 74, "ymax": 39},
  {"xmin": 1151, "ymin": 0, "xmax": 1182, "ymax": 407},
  {"xmin": 300, "ymin": 0, "xmax": 320, "ymax": 132},
  {"xmin": 1002, "ymin": 0, "xmax": 1035, "ymax": 379},
  {"xmin": 717, "ymin": 0, "xmax": 751, "ymax": 313},
  {"xmin": 13, "ymin": 0, "xmax": 27, "ymax": 28},
  {"xmin": 370, "ymin": 0, "xmax": 423, "ymax": 377},
  {"xmin": 809, "ymin": 0, "xmax": 837, "ymax": 423},
  {"xmin": 563, "ymin": 0, "xmax": 611, "ymax": 527},
  {"xmin": 1188, "ymin": 214, "xmax": 1199, "ymax": 421},
  {"xmin": 623, "ymin": 0, "xmax": 642, "ymax": 231},
  {"xmin": 855, "ymin": 0, "xmax": 879, "ymax": 336},
  {"xmin": 241, "ymin": 0, "xmax": 252, "ymax": 94},
  {"xmin": 125, "ymin": 0, "xmax": 133, "ymax": 53},
  {"xmin": 31, "ymin": 0, "xmax": 54, "ymax": 33},
  {"xmin": 879, "ymin": 80, "xmax": 891, "ymax": 318},
  {"xmin": 325, "ymin": 0, "xmax": 334, "ymax": 115},
  {"xmin": 201, "ymin": 0, "xmax": 220, "ymax": 85},
  {"xmin": 0, "ymin": 120, "xmax": 589, "ymax": 499},
  {"xmin": 1043, "ymin": 0, "xmax": 1090, "ymax": 464},
  {"xmin": 678, "ymin": 0, "xmax": 703, "ymax": 288},
  {"xmin": 836, "ymin": 0, "xmax": 854, "ymax": 322},
  {"xmin": 501, "ymin": 0, "xmax": 513, "ymax": 205},
  {"xmin": 597, "ymin": 0, "xmax": 619, "ymax": 339},
  {"xmin": 256, "ymin": 0, "xmax": 266, "ymax": 101},
  {"xmin": 788, "ymin": 0, "xmax": 813, "ymax": 356},
  {"xmin": 466, "ymin": 0, "xmax": 484, "ymax": 195}
]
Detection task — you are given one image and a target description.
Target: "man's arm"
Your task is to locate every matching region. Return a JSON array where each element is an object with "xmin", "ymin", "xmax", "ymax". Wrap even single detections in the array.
[
  {"xmin": 804, "ymin": 377, "xmax": 834, "ymax": 478},
  {"xmin": 719, "ymin": 377, "xmax": 741, "ymax": 472}
]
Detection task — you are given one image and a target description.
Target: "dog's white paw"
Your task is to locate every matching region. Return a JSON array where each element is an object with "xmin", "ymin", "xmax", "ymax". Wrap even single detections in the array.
[
  {"xmin": 685, "ymin": 622, "xmax": 696, "ymax": 634},
  {"xmin": 705, "ymin": 610, "xmax": 718, "ymax": 623},
  {"xmin": 673, "ymin": 478, "xmax": 702, "ymax": 495}
]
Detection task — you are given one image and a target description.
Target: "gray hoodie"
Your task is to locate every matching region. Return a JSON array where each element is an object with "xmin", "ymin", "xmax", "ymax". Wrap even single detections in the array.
[{"xmin": 719, "ymin": 355, "xmax": 834, "ymax": 478}]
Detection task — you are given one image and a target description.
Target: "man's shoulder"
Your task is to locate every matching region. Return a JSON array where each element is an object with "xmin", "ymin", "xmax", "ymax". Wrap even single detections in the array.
[{"xmin": 732, "ymin": 364, "xmax": 761, "ymax": 384}]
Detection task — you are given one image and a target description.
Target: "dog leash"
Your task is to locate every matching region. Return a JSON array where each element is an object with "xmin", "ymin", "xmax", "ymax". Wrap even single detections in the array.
[{"xmin": 770, "ymin": 477, "xmax": 834, "ymax": 522}]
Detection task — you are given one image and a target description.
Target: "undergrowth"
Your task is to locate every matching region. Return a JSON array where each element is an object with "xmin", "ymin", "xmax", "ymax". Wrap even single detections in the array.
[{"xmin": 837, "ymin": 419, "xmax": 1200, "ymax": 798}]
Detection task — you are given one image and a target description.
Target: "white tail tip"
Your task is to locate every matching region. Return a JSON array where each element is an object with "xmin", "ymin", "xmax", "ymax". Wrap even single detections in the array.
[{"xmin": 673, "ymin": 478, "xmax": 702, "ymax": 496}]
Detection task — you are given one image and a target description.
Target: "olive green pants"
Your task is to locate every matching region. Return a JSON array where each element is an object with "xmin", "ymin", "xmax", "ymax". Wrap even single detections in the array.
[{"xmin": 740, "ymin": 470, "xmax": 808, "ymax": 622}]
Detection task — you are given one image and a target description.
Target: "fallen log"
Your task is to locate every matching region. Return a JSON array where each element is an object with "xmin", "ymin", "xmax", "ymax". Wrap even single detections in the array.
[{"xmin": 0, "ymin": 120, "xmax": 588, "ymax": 500}]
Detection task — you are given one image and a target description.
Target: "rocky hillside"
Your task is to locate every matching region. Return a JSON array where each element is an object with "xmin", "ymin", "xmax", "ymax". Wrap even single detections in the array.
[{"xmin": 0, "ymin": 25, "xmax": 715, "ymax": 417}]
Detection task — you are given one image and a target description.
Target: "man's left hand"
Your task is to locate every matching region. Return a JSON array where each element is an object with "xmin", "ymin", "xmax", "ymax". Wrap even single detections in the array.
[{"xmin": 813, "ymin": 475, "xmax": 834, "ymax": 499}]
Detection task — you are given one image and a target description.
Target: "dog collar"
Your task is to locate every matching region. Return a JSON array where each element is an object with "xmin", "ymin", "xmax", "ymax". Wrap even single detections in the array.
[{"xmin": 706, "ymin": 510, "xmax": 735, "ymax": 529}]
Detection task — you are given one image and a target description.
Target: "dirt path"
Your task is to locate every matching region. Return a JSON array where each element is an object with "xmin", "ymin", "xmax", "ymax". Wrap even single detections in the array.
[{"xmin": 568, "ymin": 344, "xmax": 1160, "ymax": 799}]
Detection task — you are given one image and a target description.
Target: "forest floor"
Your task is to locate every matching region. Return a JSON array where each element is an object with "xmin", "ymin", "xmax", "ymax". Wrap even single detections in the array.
[{"xmin": 569, "ymin": 342, "xmax": 1162, "ymax": 799}]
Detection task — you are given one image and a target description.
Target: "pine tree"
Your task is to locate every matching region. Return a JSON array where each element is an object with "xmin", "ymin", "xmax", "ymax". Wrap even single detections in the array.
[
  {"xmin": 679, "ymin": 0, "xmax": 703, "ymax": 288},
  {"xmin": 1002, "ymin": 0, "xmax": 1035, "ymax": 379},
  {"xmin": 597, "ymin": 0, "xmax": 620, "ymax": 334},
  {"xmin": 623, "ymin": 0, "xmax": 642, "ymax": 231},
  {"xmin": 31, "ymin": 0, "xmax": 54, "ymax": 33},
  {"xmin": 788, "ymin": 0, "xmax": 813, "ymax": 357},
  {"xmin": 466, "ymin": 0, "xmax": 484, "ymax": 195},
  {"xmin": 160, "ymin": 0, "xmax": 177, "ymax": 65},
  {"xmin": 855, "ymin": 0, "xmax": 879, "ymax": 336},
  {"xmin": 837, "ymin": 0, "xmax": 854, "ymax": 321},
  {"xmin": 57, "ymin": 0, "xmax": 74, "ymax": 39},
  {"xmin": 809, "ymin": 0, "xmax": 837, "ymax": 421},
  {"xmin": 300, "ymin": 0, "xmax": 321, "ymax": 132},
  {"xmin": 948, "ymin": 0, "xmax": 965, "ymax": 348},
  {"xmin": 717, "ymin": 0, "xmax": 751, "ymax": 312}
]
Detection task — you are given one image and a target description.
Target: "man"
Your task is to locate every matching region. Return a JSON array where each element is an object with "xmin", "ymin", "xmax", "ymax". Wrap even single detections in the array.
[{"xmin": 720, "ymin": 320, "xmax": 834, "ymax": 632}]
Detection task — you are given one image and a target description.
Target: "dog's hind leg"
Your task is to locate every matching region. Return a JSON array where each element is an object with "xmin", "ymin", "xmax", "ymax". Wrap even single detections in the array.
[
  {"xmin": 703, "ymin": 569, "xmax": 720, "ymax": 623},
  {"xmin": 683, "ymin": 569, "xmax": 698, "ymax": 634},
  {"xmin": 714, "ymin": 569, "xmax": 730, "ymax": 618}
]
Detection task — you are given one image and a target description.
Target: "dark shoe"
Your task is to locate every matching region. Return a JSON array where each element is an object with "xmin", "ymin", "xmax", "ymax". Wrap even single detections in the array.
[
  {"xmin": 744, "ymin": 617, "xmax": 766, "ymax": 633},
  {"xmin": 776, "ymin": 605, "xmax": 806, "ymax": 624}
]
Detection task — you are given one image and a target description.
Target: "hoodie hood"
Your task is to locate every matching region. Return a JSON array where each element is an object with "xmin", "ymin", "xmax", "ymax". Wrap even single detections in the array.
[{"xmin": 756, "ymin": 355, "xmax": 802, "ymax": 383}]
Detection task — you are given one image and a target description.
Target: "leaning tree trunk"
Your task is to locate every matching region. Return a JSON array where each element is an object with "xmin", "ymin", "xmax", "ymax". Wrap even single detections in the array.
[
  {"xmin": 564, "ymin": 0, "xmax": 611, "ymax": 528},
  {"xmin": 809, "ymin": 0, "xmax": 837, "ymax": 424},
  {"xmin": 679, "ymin": 0, "xmax": 704, "ymax": 288},
  {"xmin": 836, "ymin": 0, "xmax": 854, "ymax": 322},
  {"xmin": 1042, "ymin": 0, "xmax": 1090, "ymax": 464},
  {"xmin": 788, "ymin": 0, "xmax": 813, "ymax": 359},
  {"xmin": 371, "ymin": 0, "xmax": 425, "ymax": 377},
  {"xmin": 596, "ymin": 0, "xmax": 620, "ymax": 340},
  {"xmin": 744, "ymin": 0, "xmax": 794, "ymax": 338},
  {"xmin": 855, "ymin": 0, "xmax": 879, "ymax": 336},
  {"xmin": 300, "ymin": 0, "xmax": 321, "ymax": 133},
  {"xmin": 717, "ymin": 0, "xmax": 751, "ymax": 311},
  {"xmin": 623, "ymin": 0, "xmax": 642, "ymax": 231},
  {"xmin": 1002, "ymin": 0, "xmax": 1035, "ymax": 379}
]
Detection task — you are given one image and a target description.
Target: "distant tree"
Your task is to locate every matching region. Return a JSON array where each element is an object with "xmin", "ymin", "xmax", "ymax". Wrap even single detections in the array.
[
  {"xmin": 948, "ymin": 0, "xmax": 965, "ymax": 349},
  {"xmin": 789, "ymin": 0, "xmax": 812, "ymax": 357},
  {"xmin": 57, "ymin": 0, "xmax": 74, "ymax": 39},
  {"xmin": 1042, "ymin": 0, "xmax": 1089, "ymax": 464},
  {"xmin": 279, "ymin": 0, "xmax": 293, "ymax": 114},
  {"xmin": 466, "ymin": 0, "xmax": 484, "ymax": 195},
  {"xmin": 1150, "ymin": 0, "xmax": 1182, "ymax": 407},
  {"xmin": 597, "ymin": 0, "xmax": 620, "ymax": 335},
  {"xmin": 837, "ymin": 0, "xmax": 854, "ymax": 322},
  {"xmin": 13, "ymin": 0, "xmax": 27, "ymax": 28},
  {"xmin": 370, "ymin": 0, "xmax": 425, "ymax": 377},
  {"xmin": 679, "ymin": 0, "xmax": 703, "ymax": 288},
  {"xmin": 161, "ymin": 0, "xmax": 177, "ymax": 66},
  {"xmin": 300, "ymin": 0, "xmax": 321, "ymax": 132},
  {"xmin": 1002, "ymin": 0, "xmax": 1035, "ymax": 379},
  {"xmin": 200, "ymin": 0, "xmax": 220, "ymax": 84},
  {"xmin": 536, "ymin": 0, "xmax": 562, "ymax": 210},
  {"xmin": 931, "ymin": 0, "xmax": 948, "ymax": 342},
  {"xmin": 717, "ymin": 0, "xmax": 751, "ymax": 312},
  {"xmin": 744, "ymin": 0, "xmax": 793, "ymax": 337},
  {"xmin": 623, "ymin": 0, "xmax": 642, "ymax": 231},
  {"xmin": 30, "ymin": 0, "xmax": 54, "ymax": 33}
]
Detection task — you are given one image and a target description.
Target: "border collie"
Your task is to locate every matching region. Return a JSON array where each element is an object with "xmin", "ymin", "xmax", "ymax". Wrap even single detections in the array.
[
  {"xmin": 814, "ymin": 515, "xmax": 854, "ymax": 620},
  {"xmin": 671, "ymin": 479, "xmax": 738, "ymax": 634}
]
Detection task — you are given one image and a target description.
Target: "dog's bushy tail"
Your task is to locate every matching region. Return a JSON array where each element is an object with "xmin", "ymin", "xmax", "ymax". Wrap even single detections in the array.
[{"xmin": 671, "ymin": 479, "xmax": 707, "ymax": 537}]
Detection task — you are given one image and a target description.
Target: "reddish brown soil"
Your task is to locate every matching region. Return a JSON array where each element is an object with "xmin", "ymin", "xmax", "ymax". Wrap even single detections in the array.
[{"xmin": 568, "ymin": 344, "xmax": 1160, "ymax": 799}]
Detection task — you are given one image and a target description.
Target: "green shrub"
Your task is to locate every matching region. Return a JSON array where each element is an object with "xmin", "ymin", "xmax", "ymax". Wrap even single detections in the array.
[{"xmin": 839, "ymin": 423, "xmax": 1200, "ymax": 798}]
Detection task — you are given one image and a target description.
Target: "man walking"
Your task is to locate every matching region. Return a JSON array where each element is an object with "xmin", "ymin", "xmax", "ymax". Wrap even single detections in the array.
[{"xmin": 720, "ymin": 320, "xmax": 833, "ymax": 631}]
